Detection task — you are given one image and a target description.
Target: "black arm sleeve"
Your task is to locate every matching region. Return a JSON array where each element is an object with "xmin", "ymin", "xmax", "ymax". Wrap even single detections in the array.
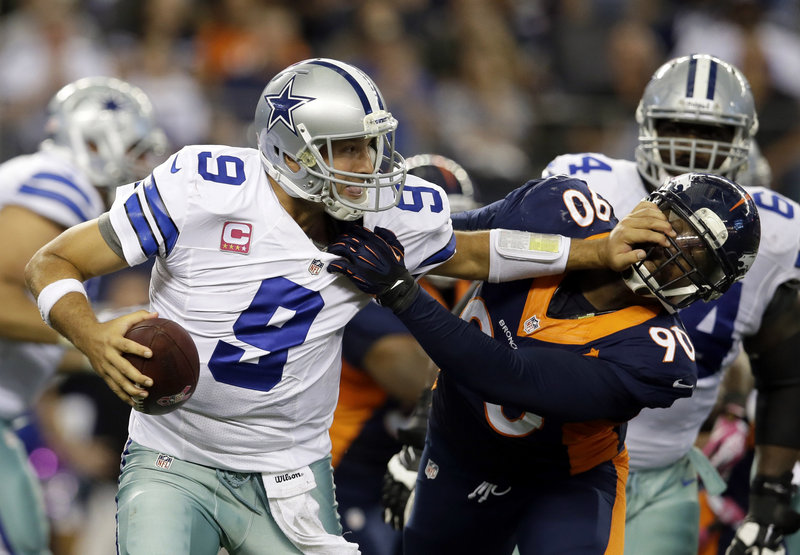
[
  {"xmin": 394, "ymin": 287, "xmax": 643, "ymax": 422},
  {"xmin": 744, "ymin": 282, "xmax": 800, "ymax": 449}
]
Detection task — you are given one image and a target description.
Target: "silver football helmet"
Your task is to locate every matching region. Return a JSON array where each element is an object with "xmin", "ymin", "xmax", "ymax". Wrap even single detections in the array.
[
  {"xmin": 45, "ymin": 77, "xmax": 167, "ymax": 188},
  {"xmin": 635, "ymin": 54, "xmax": 758, "ymax": 190},
  {"xmin": 255, "ymin": 58, "xmax": 406, "ymax": 221}
]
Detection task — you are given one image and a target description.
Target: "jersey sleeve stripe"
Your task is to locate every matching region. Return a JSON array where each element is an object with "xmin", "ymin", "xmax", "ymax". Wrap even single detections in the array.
[
  {"xmin": 418, "ymin": 232, "xmax": 456, "ymax": 268},
  {"xmin": 18, "ymin": 184, "xmax": 89, "ymax": 221},
  {"xmin": 123, "ymin": 192, "xmax": 159, "ymax": 258},
  {"xmin": 32, "ymin": 172, "xmax": 92, "ymax": 204},
  {"xmin": 143, "ymin": 175, "xmax": 179, "ymax": 256}
]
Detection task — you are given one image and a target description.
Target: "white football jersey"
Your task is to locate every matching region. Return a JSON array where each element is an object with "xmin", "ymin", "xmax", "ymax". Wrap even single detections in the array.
[
  {"xmin": 544, "ymin": 153, "xmax": 800, "ymax": 469},
  {"xmin": 0, "ymin": 144, "xmax": 106, "ymax": 419},
  {"xmin": 107, "ymin": 145, "xmax": 454, "ymax": 472}
]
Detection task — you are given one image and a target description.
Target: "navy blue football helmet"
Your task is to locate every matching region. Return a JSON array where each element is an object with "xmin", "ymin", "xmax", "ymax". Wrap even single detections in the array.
[
  {"xmin": 405, "ymin": 153, "xmax": 480, "ymax": 214},
  {"xmin": 624, "ymin": 172, "xmax": 760, "ymax": 310}
]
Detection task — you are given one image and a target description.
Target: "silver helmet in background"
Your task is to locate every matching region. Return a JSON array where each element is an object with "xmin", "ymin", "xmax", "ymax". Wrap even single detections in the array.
[
  {"xmin": 635, "ymin": 54, "xmax": 758, "ymax": 190},
  {"xmin": 45, "ymin": 77, "xmax": 167, "ymax": 188},
  {"xmin": 255, "ymin": 58, "xmax": 406, "ymax": 221}
]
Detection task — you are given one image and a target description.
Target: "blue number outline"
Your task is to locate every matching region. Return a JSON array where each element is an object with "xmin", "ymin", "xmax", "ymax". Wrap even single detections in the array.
[
  {"xmin": 207, "ymin": 277, "xmax": 324, "ymax": 391},
  {"xmin": 198, "ymin": 151, "xmax": 246, "ymax": 185},
  {"xmin": 753, "ymin": 191, "xmax": 794, "ymax": 219},
  {"xmin": 397, "ymin": 184, "xmax": 444, "ymax": 213},
  {"xmin": 567, "ymin": 155, "xmax": 612, "ymax": 175}
]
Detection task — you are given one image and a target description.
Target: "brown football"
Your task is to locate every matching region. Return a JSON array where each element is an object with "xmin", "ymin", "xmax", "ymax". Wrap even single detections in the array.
[{"xmin": 123, "ymin": 318, "xmax": 200, "ymax": 415}]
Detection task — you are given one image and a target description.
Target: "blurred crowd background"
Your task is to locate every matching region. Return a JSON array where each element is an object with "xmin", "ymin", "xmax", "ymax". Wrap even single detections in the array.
[
  {"xmin": 2, "ymin": 0, "xmax": 800, "ymax": 553},
  {"xmin": 3, "ymin": 0, "xmax": 800, "ymax": 204}
]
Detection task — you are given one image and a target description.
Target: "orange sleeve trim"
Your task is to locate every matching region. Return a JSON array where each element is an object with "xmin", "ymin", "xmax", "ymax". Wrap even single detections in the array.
[
  {"xmin": 516, "ymin": 275, "xmax": 660, "ymax": 344},
  {"xmin": 603, "ymin": 449, "xmax": 630, "ymax": 555},
  {"xmin": 563, "ymin": 421, "xmax": 624, "ymax": 475}
]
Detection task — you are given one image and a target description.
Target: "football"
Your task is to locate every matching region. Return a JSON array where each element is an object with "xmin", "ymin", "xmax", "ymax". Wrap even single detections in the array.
[{"xmin": 123, "ymin": 318, "xmax": 200, "ymax": 415}]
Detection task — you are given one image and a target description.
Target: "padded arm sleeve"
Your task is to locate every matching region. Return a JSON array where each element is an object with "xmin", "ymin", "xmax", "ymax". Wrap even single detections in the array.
[
  {"xmin": 487, "ymin": 229, "xmax": 570, "ymax": 283},
  {"xmin": 745, "ymin": 283, "xmax": 800, "ymax": 449}
]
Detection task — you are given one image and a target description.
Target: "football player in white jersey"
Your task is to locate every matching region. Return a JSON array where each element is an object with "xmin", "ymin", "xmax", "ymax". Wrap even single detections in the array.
[
  {"xmin": 0, "ymin": 77, "xmax": 164, "ymax": 555},
  {"xmin": 23, "ymin": 58, "xmax": 675, "ymax": 555},
  {"xmin": 543, "ymin": 53, "xmax": 800, "ymax": 554}
]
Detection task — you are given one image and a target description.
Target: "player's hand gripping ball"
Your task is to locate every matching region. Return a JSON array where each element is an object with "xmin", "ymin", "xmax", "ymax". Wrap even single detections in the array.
[{"xmin": 123, "ymin": 318, "xmax": 200, "ymax": 415}]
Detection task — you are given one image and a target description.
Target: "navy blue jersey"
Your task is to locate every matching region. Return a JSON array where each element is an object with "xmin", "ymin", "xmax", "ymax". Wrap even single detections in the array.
[{"xmin": 395, "ymin": 176, "xmax": 698, "ymax": 483}]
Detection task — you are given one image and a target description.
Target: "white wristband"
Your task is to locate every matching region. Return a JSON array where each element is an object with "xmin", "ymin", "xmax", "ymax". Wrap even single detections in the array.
[
  {"xmin": 37, "ymin": 278, "xmax": 88, "ymax": 327},
  {"xmin": 488, "ymin": 229, "xmax": 570, "ymax": 283}
]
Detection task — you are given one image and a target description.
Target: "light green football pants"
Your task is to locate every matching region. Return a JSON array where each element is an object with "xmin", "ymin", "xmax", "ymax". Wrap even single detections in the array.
[
  {"xmin": 0, "ymin": 416, "xmax": 51, "ymax": 555},
  {"xmin": 625, "ymin": 449, "xmax": 725, "ymax": 555},
  {"xmin": 116, "ymin": 440, "xmax": 358, "ymax": 554}
]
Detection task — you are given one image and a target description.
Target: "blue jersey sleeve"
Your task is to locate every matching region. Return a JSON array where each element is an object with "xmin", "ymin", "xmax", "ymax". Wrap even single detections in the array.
[
  {"xmin": 451, "ymin": 199, "xmax": 503, "ymax": 231},
  {"xmin": 395, "ymin": 288, "xmax": 693, "ymax": 422},
  {"xmin": 453, "ymin": 175, "xmax": 618, "ymax": 237}
]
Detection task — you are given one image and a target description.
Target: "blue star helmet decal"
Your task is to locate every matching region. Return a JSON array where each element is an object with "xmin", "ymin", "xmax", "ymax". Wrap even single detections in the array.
[
  {"xmin": 264, "ymin": 76, "xmax": 314, "ymax": 135},
  {"xmin": 103, "ymin": 98, "xmax": 121, "ymax": 111}
]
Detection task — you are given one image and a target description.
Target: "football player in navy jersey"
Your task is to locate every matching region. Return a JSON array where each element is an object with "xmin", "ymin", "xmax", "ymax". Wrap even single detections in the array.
[
  {"xmin": 328, "ymin": 172, "xmax": 760, "ymax": 554},
  {"xmin": 24, "ymin": 59, "xmax": 673, "ymax": 555},
  {"xmin": 331, "ymin": 280, "xmax": 443, "ymax": 555},
  {"xmin": 542, "ymin": 54, "xmax": 800, "ymax": 555},
  {"xmin": 332, "ymin": 156, "xmax": 476, "ymax": 554},
  {"xmin": 0, "ymin": 77, "xmax": 164, "ymax": 555}
]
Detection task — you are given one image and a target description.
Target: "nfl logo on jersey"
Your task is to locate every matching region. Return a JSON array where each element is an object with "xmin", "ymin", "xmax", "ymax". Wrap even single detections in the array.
[
  {"xmin": 308, "ymin": 259, "xmax": 324, "ymax": 275},
  {"xmin": 425, "ymin": 459, "xmax": 439, "ymax": 480},
  {"xmin": 523, "ymin": 315, "xmax": 540, "ymax": 334}
]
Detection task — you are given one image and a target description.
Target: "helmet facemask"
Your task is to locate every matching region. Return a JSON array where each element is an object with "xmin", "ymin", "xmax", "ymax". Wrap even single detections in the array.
[
  {"xmin": 623, "ymin": 172, "xmax": 760, "ymax": 311},
  {"xmin": 636, "ymin": 116, "xmax": 750, "ymax": 189},
  {"xmin": 295, "ymin": 117, "xmax": 405, "ymax": 221},
  {"xmin": 635, "ymin": 54, "xmax": 758, "ymax": 190},
  {"xmin": 624, "ymin": 207, "xmax": 730, "ymax": 310}
]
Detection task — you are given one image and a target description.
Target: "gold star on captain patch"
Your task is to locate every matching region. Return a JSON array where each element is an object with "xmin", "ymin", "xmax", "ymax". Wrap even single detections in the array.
[{"xmin": 585, "ymin": 348, "xmax": 600, "ymax": 357}]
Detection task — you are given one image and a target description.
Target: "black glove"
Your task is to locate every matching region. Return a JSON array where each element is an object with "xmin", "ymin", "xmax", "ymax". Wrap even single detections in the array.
[
  {"xmin": 328, "ymin": 225, "xmax": 419, "ymax": 312},
  {"xmin": 382, "ymin": 444, "xmax": 422, "ymax": 531},
  {"xmin": 727, "ymin": 472, "xmax": 800, "ymax": 554}
]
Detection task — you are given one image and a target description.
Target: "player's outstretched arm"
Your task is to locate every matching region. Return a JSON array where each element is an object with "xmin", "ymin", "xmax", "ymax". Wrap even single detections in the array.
[
  {"xmin": 328, "ymin": 225, "xmax": 689, "ymax": 419},
  {"xmin": 25, "ymin": 219, "xmax": 158, "ymax": 406},
  {"xmin": 435, "ymin": 200, "xmax": 673, "ymax": 281}
]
